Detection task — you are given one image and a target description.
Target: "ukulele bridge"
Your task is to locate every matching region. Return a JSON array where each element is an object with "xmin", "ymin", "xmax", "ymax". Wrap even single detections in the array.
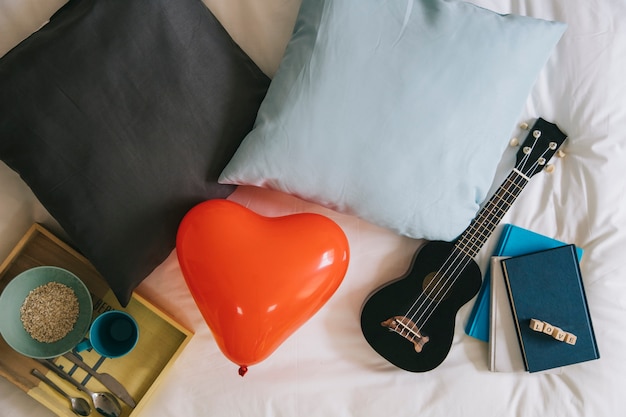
[{"xmin": 381, "ymin": 316, "xmax": 429, "ymax": 353}]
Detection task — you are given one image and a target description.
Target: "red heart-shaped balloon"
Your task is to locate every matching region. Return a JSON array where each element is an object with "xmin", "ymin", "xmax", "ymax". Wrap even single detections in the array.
[{"xmin": 176, "ymin": 199, "xmax": 349, "ymax": 375}]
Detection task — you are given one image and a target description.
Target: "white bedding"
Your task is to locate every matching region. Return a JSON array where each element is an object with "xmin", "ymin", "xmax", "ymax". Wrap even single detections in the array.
[{"xmin": 2, "ymin": 0, "xmax": 626, "ymax": 416}]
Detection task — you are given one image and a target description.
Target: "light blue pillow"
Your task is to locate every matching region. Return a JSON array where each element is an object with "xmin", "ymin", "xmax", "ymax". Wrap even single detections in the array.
[{"xmin": 220, "ymin": 0, "xmax": 566, "ymax": 240}]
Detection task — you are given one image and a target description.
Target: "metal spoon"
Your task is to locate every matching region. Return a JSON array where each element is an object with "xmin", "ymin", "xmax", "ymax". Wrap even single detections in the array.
[
  {"xmin": 39, "ymin": 359, "xmax": 122, "ymax": 417},
  {"xmin": 31, "ymin": 369, "xmax": 91, "ymax": 416}
]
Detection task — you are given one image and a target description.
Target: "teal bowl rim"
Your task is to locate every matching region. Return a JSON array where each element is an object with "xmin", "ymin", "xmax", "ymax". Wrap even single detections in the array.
[{"xmin": 0, "ymin": 266, "xmax": 93, "ymax": 359}]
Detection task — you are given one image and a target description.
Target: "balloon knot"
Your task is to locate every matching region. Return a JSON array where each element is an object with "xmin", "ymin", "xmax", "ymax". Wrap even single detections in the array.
[{"xmin": 238, "ymin": 365, "xmax": 248, "ymax": 377}]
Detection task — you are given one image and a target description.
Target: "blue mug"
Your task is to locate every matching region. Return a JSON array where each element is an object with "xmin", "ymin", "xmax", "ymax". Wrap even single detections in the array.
[{"xmin": 77, "ymin": 310, "xmax": 139, "ymax": 358}]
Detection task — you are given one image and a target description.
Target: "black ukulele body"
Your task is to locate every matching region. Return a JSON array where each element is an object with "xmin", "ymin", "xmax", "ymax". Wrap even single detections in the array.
[
  {"xmin": 360, "ymin": 241, "xmax": 481, "ymax": 372},
  {"xmin": 360, "ymin": 119, "xmax": 567, "ymax": 372}
]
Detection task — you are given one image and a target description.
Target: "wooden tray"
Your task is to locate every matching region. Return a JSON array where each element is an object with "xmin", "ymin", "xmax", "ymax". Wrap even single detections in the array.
[{"xmin": 0, "ymin": 224, "xmax": 193, "ymax": 417}]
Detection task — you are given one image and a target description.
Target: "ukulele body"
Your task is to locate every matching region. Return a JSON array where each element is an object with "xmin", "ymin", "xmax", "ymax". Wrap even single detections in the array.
[
  {"xmin": 360, "ymin": 241, "xmax": 481, "ymax": 372},
  {"xmin": 360, "ymin": 119, "xmax": 567, "ymax": 372}
]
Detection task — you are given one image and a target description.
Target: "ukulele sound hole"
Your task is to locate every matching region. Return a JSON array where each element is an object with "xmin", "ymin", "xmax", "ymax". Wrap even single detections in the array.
[{"xmin": 422, "ymin": 272, "xmax": 449, "ymax": 302}]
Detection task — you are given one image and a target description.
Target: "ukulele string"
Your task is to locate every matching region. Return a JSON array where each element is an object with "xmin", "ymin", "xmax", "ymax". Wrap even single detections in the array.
[
  {"xmin": 408, "ymin": 173, "xmax": 530, "ymax": 329},
  {"xmin": 408, "ymin": 152, "xmax": 551, "ymax": 329},
  {"xmin": 406, "ymin": 179, "xmax": 510, "ymax": 327},
  {"xmin": 403, "ymin": 150, "xmax": 547, "ymax": 330},
  {"xmin": 405, "ymin": 174, "xmax": 527, "ymax": 330},
  {"xmin": 412, "ymin": 139, "xmax": 551, "ymax": 316}
]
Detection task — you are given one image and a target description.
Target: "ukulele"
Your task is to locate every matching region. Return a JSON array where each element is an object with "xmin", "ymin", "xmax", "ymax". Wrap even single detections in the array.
[{"xmin": 360, "ymin": 118, "xmax": 567, "ymax": 372}]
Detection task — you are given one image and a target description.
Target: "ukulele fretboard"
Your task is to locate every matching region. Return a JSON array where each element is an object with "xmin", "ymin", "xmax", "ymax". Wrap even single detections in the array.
[{"xmin": 454, "ymin": 167, "xmax": 529, "ymax": 259}]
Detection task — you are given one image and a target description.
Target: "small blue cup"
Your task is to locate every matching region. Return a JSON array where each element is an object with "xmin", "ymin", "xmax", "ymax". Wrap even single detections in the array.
[{"xmin": 77, "ymin": 310, "xmax": 139, "ymax": 358}]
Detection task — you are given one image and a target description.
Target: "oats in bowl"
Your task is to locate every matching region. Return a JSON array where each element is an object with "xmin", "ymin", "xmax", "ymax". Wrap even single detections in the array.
[{"xmin": 20, "ymin": 281, "xmax": 79, "ymax": 343}]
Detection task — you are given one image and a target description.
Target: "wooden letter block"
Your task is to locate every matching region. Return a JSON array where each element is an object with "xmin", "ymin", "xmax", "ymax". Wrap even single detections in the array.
[
  {"xmin": 529, "ymin": 318, "xmax": 545, "ymax": 332},
  {"xmin": 529, "ymin": 318, "xmax": 576, "ymax": 344},
  {"xmin": 564, "ymin": 333, "xmax": 578, "ymax": 345},
  {"xmin": 542, "ymin": 322, "xmax": 555, "ymax": 335},
  {"xmin": 551, "ymin": 327, "xmax": 566, "ymax": 341}
]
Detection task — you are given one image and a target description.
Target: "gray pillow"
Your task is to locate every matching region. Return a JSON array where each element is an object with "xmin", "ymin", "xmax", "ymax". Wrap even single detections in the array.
[{"xmin": 0, "ymin": 0, "xmax": 270, "ymax": 305}]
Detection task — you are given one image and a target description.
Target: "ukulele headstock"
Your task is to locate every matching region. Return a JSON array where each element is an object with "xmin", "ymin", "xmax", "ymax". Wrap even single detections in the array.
[{"xmin": 514, "ymin": 118, "xmax": 567, "ymax": 179}]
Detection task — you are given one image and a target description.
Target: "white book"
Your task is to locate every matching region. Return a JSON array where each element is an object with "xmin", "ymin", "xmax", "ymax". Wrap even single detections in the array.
[{"xmin": 488, "ymin": 256, "xmax": 525, "ymax": 372}]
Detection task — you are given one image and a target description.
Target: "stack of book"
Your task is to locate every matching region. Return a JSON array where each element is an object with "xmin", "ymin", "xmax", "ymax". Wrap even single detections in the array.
[{"xmin": 485, "ymin": 225, "xmax": 599, "ymax": 373}]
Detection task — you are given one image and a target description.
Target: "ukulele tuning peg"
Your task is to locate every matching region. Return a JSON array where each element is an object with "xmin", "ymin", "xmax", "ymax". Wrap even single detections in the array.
[
  {"xmin": 533, "ymin": 130, "xmax": 542, "ymax": 139},
  {"xmin": 519, "ymin": 122, "xmax": 530, "ymax": 130},
  {"xmin": 544, "ymin": 164, "xmax": 555, "ymax": 173},
  {"xmin": 509, "ymin": 137, "xmax": 520, "ymax": 147},
  {"xmin": 523, "ymin": 146, "xmax": 532, "ymax": 155},
  {"xmin": 538, "ymin": 157, "xmax": 547, "ymax": 166},
  {"xmin": 556, "ymin": 149, "xmax": 566, "ymax": 158}
]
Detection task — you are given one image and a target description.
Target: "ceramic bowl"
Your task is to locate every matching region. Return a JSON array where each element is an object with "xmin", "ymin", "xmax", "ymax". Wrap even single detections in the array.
[{"xmin": 0, "ymin": 266, "xmax": 93, "ymax": 358}]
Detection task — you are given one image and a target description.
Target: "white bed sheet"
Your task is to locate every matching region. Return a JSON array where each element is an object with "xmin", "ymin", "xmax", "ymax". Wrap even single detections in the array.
[{"xmin": 1, "ymin": 0, "xmax": 626, "ymax": 416}]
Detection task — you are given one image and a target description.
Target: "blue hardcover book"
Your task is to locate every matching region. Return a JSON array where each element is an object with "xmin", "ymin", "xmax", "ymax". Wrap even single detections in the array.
[
  {"xmin": 501, "ymin": 245, "xmax": 599, "ymax": 372},
  {"xmin": 465, "ymin": 224, "xmax": 583, "ymax": 342}
]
